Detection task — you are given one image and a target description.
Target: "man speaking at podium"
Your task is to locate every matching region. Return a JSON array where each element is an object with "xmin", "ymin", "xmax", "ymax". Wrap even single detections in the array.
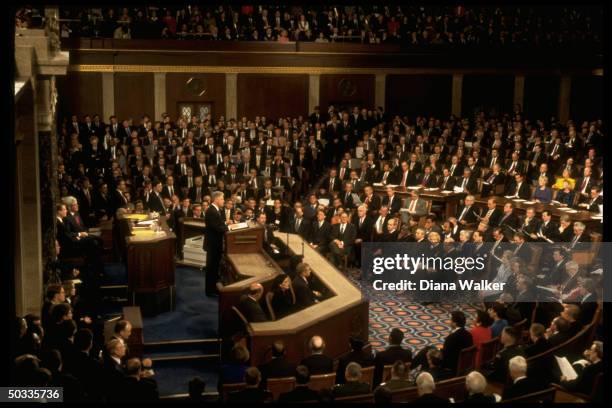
[{"xmin": 204, "ymin": 191, "xmax": 229, "ymax": 296}]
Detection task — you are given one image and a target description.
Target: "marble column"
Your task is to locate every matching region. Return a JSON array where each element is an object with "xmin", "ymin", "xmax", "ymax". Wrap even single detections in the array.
[
  {"xmin": 225, "ymin": 73, "xmax": 238, "ymax": 120},
  {"xmin": 558, "ymin": 75, "xmax": 572, "ymax": 123},
  {"xmin": 102, "ymin": 73, "xmax": 115, "ymax": 120},
  {"xmin": 154, "ymin": 72, "xmax": 166, "ymax": 121},
  {"xmin": 514, "ymin": 75, "xmax": 525, "ymax": 109},
  {"xmin": 452, "ymin": 74, "xmax": 464, "ymax": 117},
  {"xmin": 308, "ymin": 74, "xmax": 320, "ymax": 112},
  {"xmin": 375, "ymin": 74, "xmax": 386, "ymax": 110}
]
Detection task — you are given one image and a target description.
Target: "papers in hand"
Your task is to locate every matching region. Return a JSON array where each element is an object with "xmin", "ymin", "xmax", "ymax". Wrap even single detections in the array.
[
  {"xmin": 386, "ymin": 184, "xmax": 398, "ymax": 188},
  {"xmin": 318, "ymin": 198, "xmax": 330, "ymax": 207},
  {"xmin": 551, "ymin": 200, "xmax": 562, "ymax": 205},
  {"xmin": 555, "ymin": 356, "xmax": 578, "ymax": 380},
  {"xmin": 424, "ymin": 187, "xmax": 438, "ymax": 191},
  {"xmin": 504, "ymin": 195, "xmax": 516, "ymax": 199},
  {"xmin": 453, "ymin": 186, "xmax": 464, "ymax": 193},
  {"xmin": 408, "ymin": 186, "xmax": 421, "ymax": 190},
  {"xmin": 441, "ymin": 190, "xmax": 454, "ymax": 194},
  {"xmin": 565, "ymin": 209, "xmax": 578, "ymax": 214},
  {"xmin": 373, "ymin": 182, "xmax": 384, "ymax": 187},
  {"xmin": 512, "ymin": 198, "xmax": 526, "ymax": 202},
  {"xmin": 523, "ymin": 201, "xmax": 536, "ymax": 205},
  {"xmin": 266, "ymin": 199, "xmax": 275, "ymax": 206}
]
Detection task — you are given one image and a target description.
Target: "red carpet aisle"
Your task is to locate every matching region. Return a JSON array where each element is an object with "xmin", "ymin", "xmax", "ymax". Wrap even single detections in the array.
[{"xmin": 349, "ymin": 277, "xmax": 479, "ymax": 352}]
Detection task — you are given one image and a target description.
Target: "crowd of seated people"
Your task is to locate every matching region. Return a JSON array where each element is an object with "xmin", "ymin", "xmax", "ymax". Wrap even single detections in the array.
[
  {"xmin": 215, "ymin": 301, "xmax": 602, "ymax": 403},
  {"xmin": 11, "ymin": 314, "xmax": 159, "ymax": 402},
  {"xmin": 53, "ymin": 5, "xmax": 602, "ymax": 48}
]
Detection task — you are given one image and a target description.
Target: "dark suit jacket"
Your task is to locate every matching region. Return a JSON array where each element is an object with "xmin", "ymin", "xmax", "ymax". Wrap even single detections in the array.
[
  {"xmin": 438, "ymin": 175, "xmax": 456, "ymax": 191},
  {"xmin": 204, "ymin": 204, "xmax": 228, "ymax": 253},
  {"xmin": 329, "ymin": 223, "xmax": 357, "ymax": 250},
  {"xmin": 258, "ymin": 357, "xmax": 296, "ymax": 388},
  {"xmin": 381, "ymin": 195, "xmax": 402, "ymax": 215},
  {"xmin": 502, "ymin": 376, "xmax": 546, "ymax": 400},
  {"xmin": 485, "ymin": 345, "xmax": 524, "ymax": 383},
  {"xmin": 292, "ymin": 275, "xmax": 317, "ymax": 309},
  {"xmin": 560, "ymin": 360, "xmax": 602, "ymax": 395},
  {"xmin": 227, "ymin": 388, "xmax": 272, "ymax": 403},
  {"xmin": 456, "ymin": 175, "xmax": 478, "ymax": 194},
  {"xmin": 238, "ymin": 296, "xmax": 268, "ymax": 322},
  {"xmin": 336, "ymin": 350, "xmax": 375, "ymax": 384},
  {"xmin": 456, "ymin": 205, "xmax": 479, "ymax": 225},
  {"xmin": 506, "ymin": 181, "xmax": 532, "ymax": 199},
  {"xmin": 466, "ymin": 393, "xmax": 497, "ymax": 403},
  {"xmin": 331, "ymin": 381, "xmax": 371, "ymax": 398},
  {"xmin": 413, "ymin": 393, "xmax": 449, "ymax": 403},
  {"xmin": 353, "ymin": 216, "xmax": 374, "ymax": 243},
  {"xmin": 279, "ymin": 385, "xmax": 320, "ymax": 403},
  {"xmin": 300, "ymin": 354, "xmax": 334, "ymax": 375},
  {"xmin": 442, "ymin": 327, "xmax": 474, "ymax": 374},
  {"xmin": 373, "ymin": 345, "xmax": 413, "ymax": 386},
  {"xmin": 146, "ymin": 192, "xmax": 166, "ymax": 214},
  {"xmin": 309, "ymin": 220, "xmax": 332, "ymax": 247}
]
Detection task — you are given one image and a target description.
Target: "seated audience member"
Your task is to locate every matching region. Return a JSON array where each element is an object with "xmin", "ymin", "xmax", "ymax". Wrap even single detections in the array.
[
  {"xmin": 502, "ymin": 356, "xmax": 545, "ymax": 400},
  {"xmin": 488, "ymin": 303, "xmax": 509, "ymax": 338},
  {"xmin": 278, "ymin": 365, "xmax": 320, "ymax": 403},
  {"xmin": 560, "ymin": 303, "xmax": 583, "ymax": 337},
  {"xmin": 470, "ymin": 310, "xmax": 493, "ymax": 367},
  {"xmin": 331, "ymin": 362, "xmax": 371, "ymax": 398},
  {"xmin": 117, "ymin": 357, "xmax": 159, "ymax": 401},
  {"xmin": 413, "ymin": 372, "xmax": 448, "ymax": 403},
  {"xmin": 546, "ymin": 316, "xmax": 572, "ymax": 346},
  {"xmin": 257, "ymin": 341, "xmax": 296, "ymax": 389},
  {"xmin": 533, "ymin": 176, "xmax": 553, "ymax": 203},
  {"xmin": 309, "ymin": 209, "xmax": 332, "ymax": 253},
  {"xmin": 373, "ymin": 386, "xmax": 393, "ymax": 404},
  {"xmin": 465, "ymin": 370, "xmax": 497, "ymax": 403},
  {"xmin": 40, "ymin": 349, "xmax": 84, "ymax": 401},
  {"xmin": 559, "ymin": 341, "xmax": 603, "ymax": 395},
  {"xmin": 300, "ymin": 335, "xmax": 334, "ymax": 375},
  {"xmin": 441, "ymin": 311, "xmax": 474, "ymax": 375},
  {"xmin": 269, "ymin": 273, "xmax": 296, "ymax": 319},
  {"xmin": 524, "ymin": 323, "xmax": 557, "ymax": 384},
  {"xmin": 482, "ymin": 326, "xmax": 524, "ymax": 383},
  {"xmin": 219, "ymin": 344, "xmax": 250, "ymax": 389},
  {"xmin": 188, "ymin": 377, "xmax": 206, "ymax": 402},
  {"xmin": 328, "ymin": 212, "xmax": 357, "ymax": 267},
  {"xmin": 336, "ymin": 337, "xmax": 375, "ymax": 384},
  {"xmin": 377, "ymin": 360, "xmax": 411, "ymax": 391},
  {"xmin": 555, "ymin": 181, "xmax": 576, "ymax": 206},
  {"xmin": 553, "ymin": 169, "xmax": 576, "ymax": 190},
  {"xmin": 425, "ymin": 348, "xmax": 454, "ymax": 381},
  {"xmin": 226, "ymin": 367, "xmax": 272, "ymax": 403},
  {"xmin": 63, "ymin": 328, "xmax": 103, "ymax": 400},
  {"xmin": 292, "ymin": 262, "xmax": 322, "ymax": 308},
  {"xmin": 373, "ymin": 328, "xmax": 413, "ymax": 386},
  {"xmin": 238, "ymin": 283, "xmax": 268, "ymax": 322},
  {"xmin": 102, "ymin": 338, "xmax": 127, "ymax": 397}
]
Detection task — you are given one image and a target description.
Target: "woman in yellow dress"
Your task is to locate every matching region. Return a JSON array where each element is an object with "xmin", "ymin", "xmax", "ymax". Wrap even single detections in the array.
[{"xmin": 553, "ymin": 169, "xmax": 576, "ymax": 190}]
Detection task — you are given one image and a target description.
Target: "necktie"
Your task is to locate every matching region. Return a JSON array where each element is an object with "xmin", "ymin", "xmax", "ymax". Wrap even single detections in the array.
[
  {"xmin": 169, "ymin": 186, "xmax": 173, "ymax": 196},
  {"xmin": 295, "ymin": 218, "xmax": 300, "ymax": 231},
  {"xmin": 383, "ymin": 172, "xmax": 389, "ymax": 182},
  {"xmin": 459, "ymin": 206, "xmax": 469, "ymax": 221},
  {"xmin": 359, "ymin": 217, "xmax": 364, "ymax": 228},
  {"xmin": 76, "ymin": 215, "xmax": 82, "ymax": 226},
  {"xmin": 402, "ymin": 172, "xmax": 408, "ymax": 186},
  {"xmin": 552, "ymin": 144, "xmax": 558, "ymax": 155},
  {"xmin": 377, "ymin": 218, "xmax": 383, "ymax": 233},
  {"xmin": 486, "ymin": 209, "xmax": 494, "ymax": 219},
  {"xmin": 462, "ymin": 178, "xmax": 468, "ymax": 189},
  {"xmin": 422, "ymin": 175, "xmax": 428, "ymax": 186},
  {"xmin": 515, "ymin": 182, "xmax": 521, "ymax": 196},
  {"xmin": 409, "ymin": 200, "xmax": 416, "ymax": 212},
  {"xmin": 330, "ymin": 178, "xmax": 334, "ymax": 190},
  {"xmin": 340, "ymin": 224, "xmax": 345, "ymax": 235},
  {"xmin": 580, "ymin": 178, "xmax": 588, "ymax": 193},
  {"xmin": 509, "ymin": 162, "xmax": 516, "ymax": 172},
  {"xmin": 451, "ymin": 165, "xmax": 455, "ymax": 174},
  {"xmin": 487, "ymin": 173, "xmax": 495, "ymax": 183}
]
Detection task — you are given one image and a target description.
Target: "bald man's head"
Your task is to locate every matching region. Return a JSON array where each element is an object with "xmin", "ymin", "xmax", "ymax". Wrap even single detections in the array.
[{"xmin": 309, "ymin": 335, "xmax": 325, "ymax": 354}]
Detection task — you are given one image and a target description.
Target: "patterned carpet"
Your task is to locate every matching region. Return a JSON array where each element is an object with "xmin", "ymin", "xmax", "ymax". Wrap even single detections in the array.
[{"xmin": 348, "ymin": 275, "xmax": 480, "ymax": 353}]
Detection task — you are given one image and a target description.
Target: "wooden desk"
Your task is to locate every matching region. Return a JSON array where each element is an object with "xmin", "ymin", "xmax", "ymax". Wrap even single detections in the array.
[
  {"xmin": 473, "ymin": 196, "xmax": 602, "ymax": 231},
  {"xmin": 244, "ymin": 232, "xmax": 369, "ymax": 366},
  {"xmin": 123, "ymin": 215, "xmax": 177, "ymax": 316},
  {"xmin": 373, "ymin": 185, "xmax": 464, "ymax": 218}
]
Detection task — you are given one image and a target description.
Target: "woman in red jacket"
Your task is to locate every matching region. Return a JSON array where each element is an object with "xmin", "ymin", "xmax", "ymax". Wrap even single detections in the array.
[{"xmin": 470, "ymin": 309, "xmax": 493, "ymax": 368}]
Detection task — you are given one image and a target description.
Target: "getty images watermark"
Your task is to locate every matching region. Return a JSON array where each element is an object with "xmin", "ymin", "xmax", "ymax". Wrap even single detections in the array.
[{"xmin": 360, "ymin": 242, "xmax": 608, "ymax": 303}]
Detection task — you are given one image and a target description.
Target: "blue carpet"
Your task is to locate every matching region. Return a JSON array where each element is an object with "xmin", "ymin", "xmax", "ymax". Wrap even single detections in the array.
[
  {"xmin": 153, "ymin": 360, "xmax": 219, "ymax": 396},
  {"xmin": 102, "ymin": 262, "xmax": 128, "ymax": 285},
  {"xmin": 143, "ymin": 267, "xmax": 219, "ymax": 342}
]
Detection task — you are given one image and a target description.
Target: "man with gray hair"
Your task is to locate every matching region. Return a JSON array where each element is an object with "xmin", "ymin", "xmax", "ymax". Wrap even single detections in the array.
[
  {"xmin": 465, "ymin": 371, "xmax": 496, "ymax": 403},
  {"xmin": 204, "ymin": 190, "xmax": 229, "ymax": 296},
  {"xmin": 502, "ymin": 355, "xmax": 544, "ymax": 400},
  {"xmin": 414, "ymin": 372, "xmax": 448, "ymax": 402},
  {"xmin": 331, "ymin": 362, "xmax": 371, "ymax": 398},
  {"xmin": 300, "ymin": 335, "xmax": 333, "ymax": 374}
]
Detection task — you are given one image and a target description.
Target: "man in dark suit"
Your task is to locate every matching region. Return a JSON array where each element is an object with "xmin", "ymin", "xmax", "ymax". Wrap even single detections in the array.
[
  {"xmin": 456, "ymin": 195, "xmax": 479, "ymax": 226},
  {"xmin": 286, "ymin": 207, "xmax": 311, "ymax": 240},
  {"xmin": 309, "ymin": 210, "xmax": 332, "ymax": 254},
  {"xmin": 465, "ymin": 371, "xmax": 497, "ymax": 403},
  {"xmin": 257, "ymin": 341, "xmax": 296, "ymax": 389},
  {"xmin": 482, "ymin": 326, "xmax": 525, "ymax": 383},
  {"xmin": 292, "ymin": 262, "xmax": 322, "ymax": 308},
  {"xmin": 481, "ymin": 163, "xmax": 505, "ymax": 196},
  {"xmin": 441, "ymin": 311, "xmax": 474, "ymax": 375},
  {"xmin": 336, "ymin": 337, "xmax": 375, "ymax": 384},
  {"xmin": 227, "ymin": 367, "xmax": 272, "ymax": 403},
  {"xmin": 300, "ymin": 335, "xmax": 334, "ymax": 375},
  {"xmin": 117, "ymin": 358, "xmax": 159, "ymax": 402},
  {"xmin": 578, "ymin": 186, "xmax": 603, "ymax": 212},
  {"xmin": 204, "ymin": 191, "xmax": 229, "ymax": 296},
  {"xmin": 332, "ymin": 362, "xmax": 372, "ymax": 398},
  {"xmin": 352, "ymin": 205, "xmax": 373, "ymax": 267},
  {"xmin": 524, "ymin": 323, "xmax": 557, "ymax": 385},
  {"xmin": 381, "ymin": 186, "xmax": 402, "ymax": 216},
  {"xmin": 373, "ymin": 328, "xmax": 413, "ymax": 387},
  {"xmin": 102, "ymin": 338, "xmax": 127, "ymax": 399},
  {"xmin": 497, "ymin": 202, "xmax": 520, "ymax": 238},
  {"xmin": 413, "ymin": 372, "xmax": 449, "ymax": 403},
  {"xmin": 147, "ymin": 181, "xmax": 166, "ymax": 214},
  {"xmin": 237, "ymin": 283, "xmax": 268, "ymax": 322},
  {"xmin": 505, "ymin": 173, "xmax": 531, "ymax": 199},
  {"xmin": 322, "ymin": 168, "xmax": 342, "ymax": 194},
  {"xmin": 417, "ymin": 166, "xmax": 438, "ymax": 188},
  {"xmin": 63, "ymin": 328, "xmax": 104, "ymax": 401},
  {"xmin": 456, "ymin": 168, "xmax": 478, "ymax": 194},
  {"xmin": 328, "ymin": 212, "xmax": 357, "ymax": 267},
  {"xmin": 361, "ymin": 185, "xmax": 381, "ymax": 215},
  {"xmin": 438, "ymin": 168, "xmax": 456, "ymax": 191},
  {"xmin": 278, "ymin": 365, "xmax": 320, "ymax": 403},
  {"xmin": 502, "ymin": 356, "xmax": 546, "ymax": 400},
  {"xmin": 559, "ymin": 341, "xmax": 603, "ymax": 395}
]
